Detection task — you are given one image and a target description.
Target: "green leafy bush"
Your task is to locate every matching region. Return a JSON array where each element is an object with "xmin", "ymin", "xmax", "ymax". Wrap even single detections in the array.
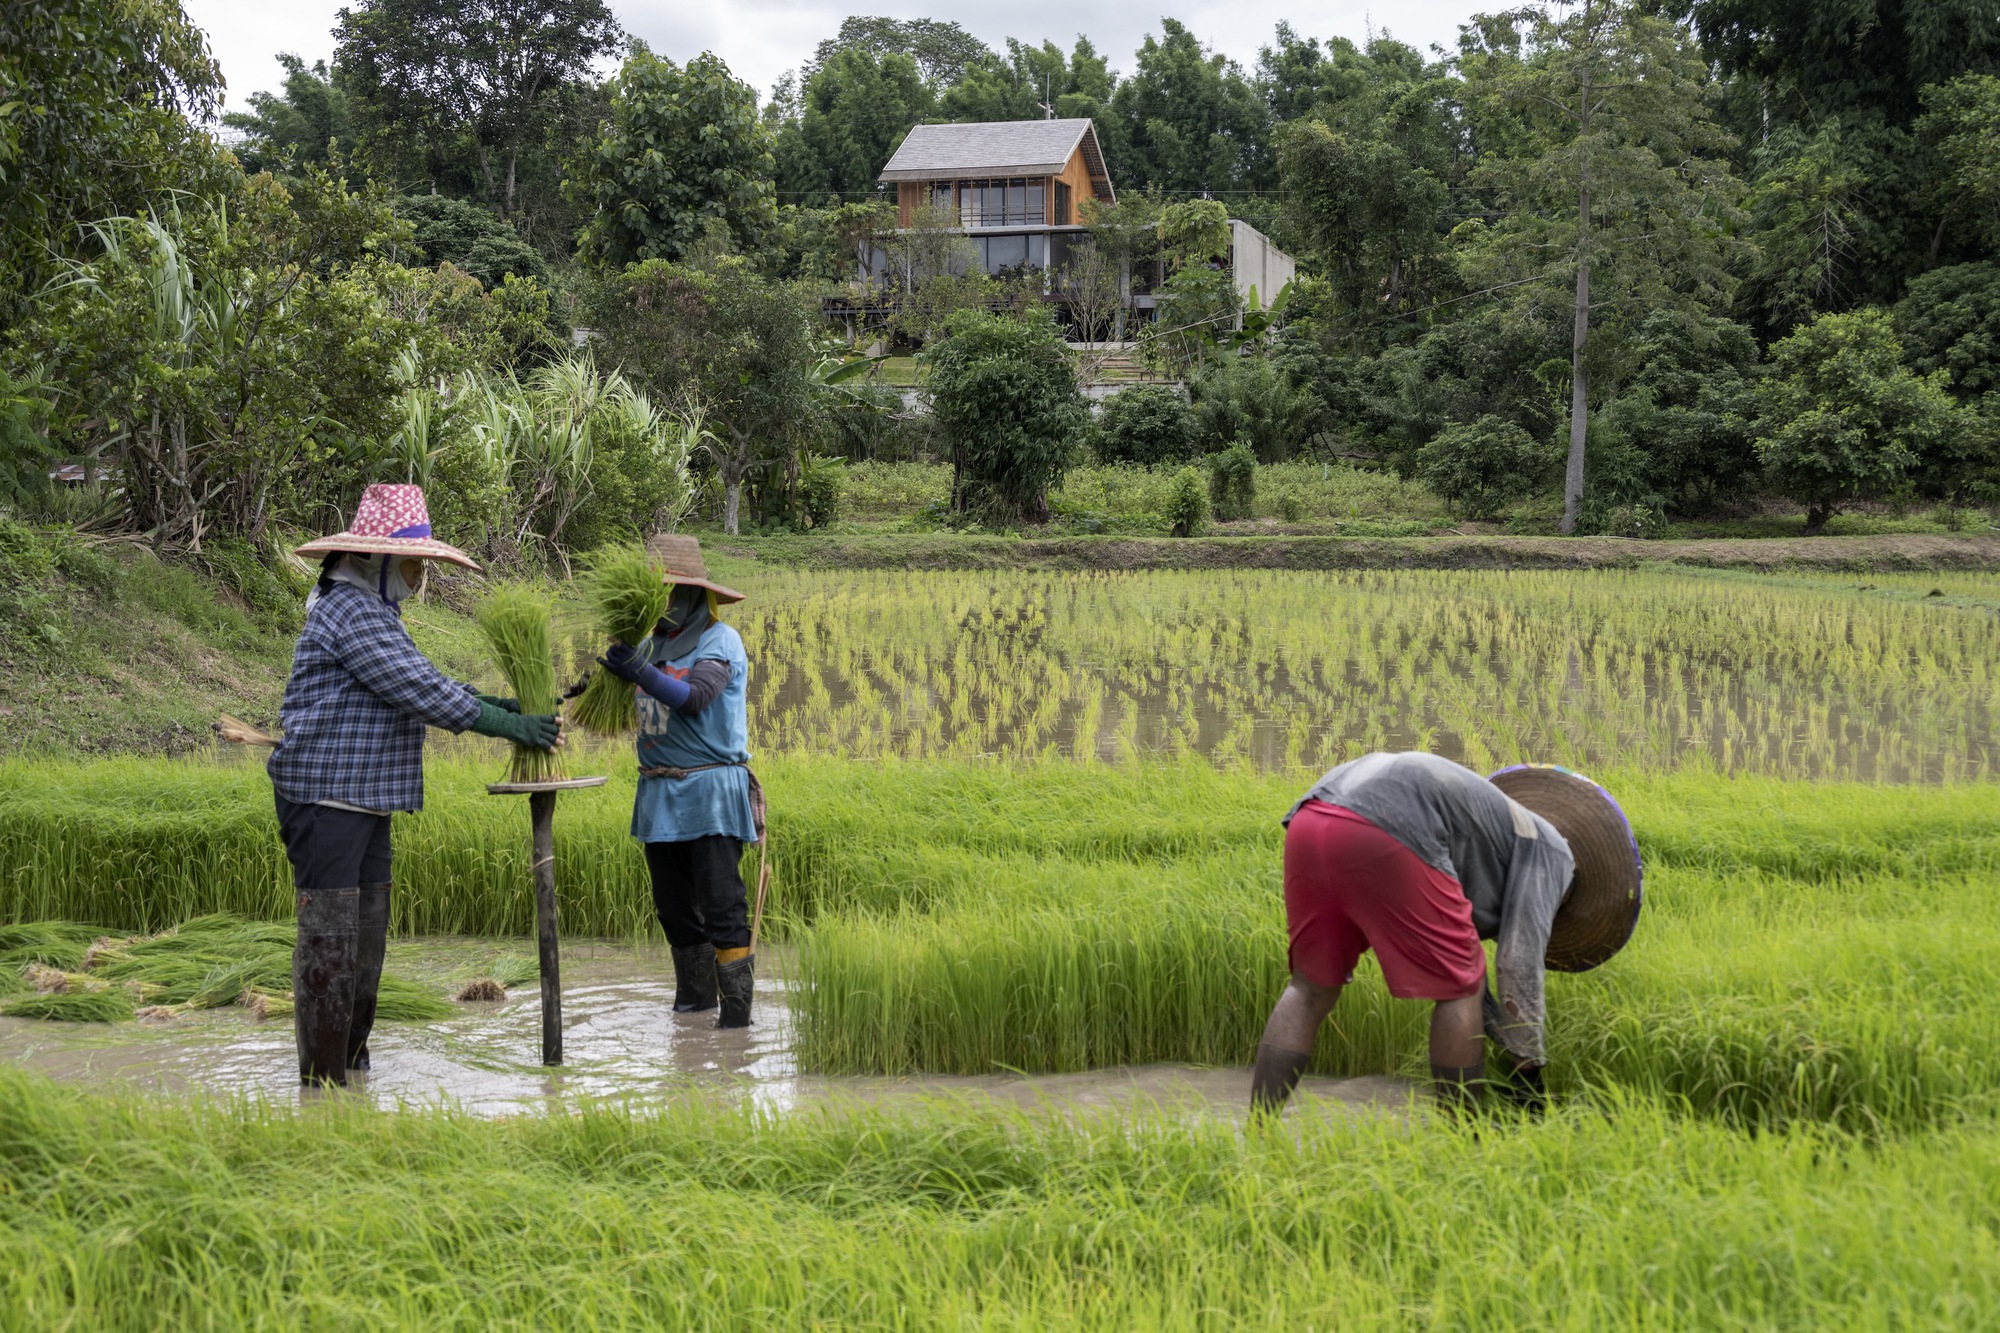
[
  {"xmin": 1166, "ymin": 467, "xmax": 1210, "ymax": 536},
  {"xmin": 1207, "ymin": 444, "xmax": 1257, "ymax": 521},
  {"xmin": 394, "ymin": 195, "xmax": 549, "ymax": 287},
  {"xmin": 1191, "ymin": 356, "xmax": 1317, "ymax": 463},
  {"xmin": 927, "ymin": 308, "xmax": 1087, "ymax": 524},
  {"xmin": 1092, "ymin": 386, "xmax": 1197, "ymax": 466},
  {"xmin": 1415, "ymin": 415, "xmax": 1557, "ymax": 520}
]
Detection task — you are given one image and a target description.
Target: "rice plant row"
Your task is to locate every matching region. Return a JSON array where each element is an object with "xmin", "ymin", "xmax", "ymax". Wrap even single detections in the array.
[
  {"xmin": 3, "ymin": 753, "xmax": 1995, "ymax": 1129},
  {"xmin": 726, "ymin": 568, "xmax": 2000, "ymax": 781}
]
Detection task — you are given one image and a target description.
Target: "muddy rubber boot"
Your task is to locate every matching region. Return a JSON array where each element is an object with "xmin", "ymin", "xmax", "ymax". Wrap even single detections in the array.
[
  {"xmin": 347, "ymin": 882, "xmax": 391, "ymax": 1072},
  {"xmin": 715, "ymin": 953, "xmax": 754, "ymax": 1029},
  {"xmin": 294, "ymin": 887, "xmax": 360, "ymax": 1087},
  {"xmin": 670, "ymin": 943, "xmax": 718, "ymax": 1013}
]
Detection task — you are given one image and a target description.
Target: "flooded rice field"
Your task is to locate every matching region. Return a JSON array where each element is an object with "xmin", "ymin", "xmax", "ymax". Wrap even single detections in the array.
[
  {"xmin": 704, "ymin": 568, "xmax": 2000, "ymax": 781},
  {"xmin": 0, "ymin": 937, "xmax": 1414, "ymax": 1122}
]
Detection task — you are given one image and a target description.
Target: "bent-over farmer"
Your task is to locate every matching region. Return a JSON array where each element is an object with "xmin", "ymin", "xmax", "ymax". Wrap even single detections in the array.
[
  {"xmin": 268, "ymin": 484, "xmax": 564, "ymax": 1086},
  {"xmin": 596, "ymin": 535, "xmax": 763, "ymax": 1029},
  {"xmin": 1250, "ymin": 752, "xmax": 1641, "ymax": 1116}
]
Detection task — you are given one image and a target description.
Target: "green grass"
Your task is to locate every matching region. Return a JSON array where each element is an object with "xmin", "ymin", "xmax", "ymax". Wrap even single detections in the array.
[
  {"xmin": 3, "ymin": 754, "xmax": 1995, "ymax": 1129},
  {"xmin": 0, "ymin": 1067, "xmax": 1996, "ymax": 1328}
]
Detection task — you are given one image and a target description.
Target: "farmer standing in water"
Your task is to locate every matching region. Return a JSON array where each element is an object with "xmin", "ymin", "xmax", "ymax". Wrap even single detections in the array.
[
  {"xmin": 595, "ymin": 535, "xmax": 763, "ymax": 1029},
  {"xmin": 268, "ymin": 483, "xmax": 564, "ymax": 1086},
  {"xmin": 1250, "ymin": 753, "xmax": 1641, "ymax": 1116}
]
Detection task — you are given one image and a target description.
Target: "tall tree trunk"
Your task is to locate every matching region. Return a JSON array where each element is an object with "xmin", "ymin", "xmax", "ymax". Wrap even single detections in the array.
[
  {"xmin": 477, "ymin": 143, "xmax": 495, "ymax": 205},
  {"xmin": 505, "ymin": 150, "xmax": 518, "ymax": 219},
  {"xmin": 1561, "ymin": 1, "xmax": 1595, "ymax": 537}
]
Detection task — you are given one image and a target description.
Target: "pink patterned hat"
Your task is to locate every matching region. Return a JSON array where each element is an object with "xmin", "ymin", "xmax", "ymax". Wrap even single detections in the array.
[{"xmin": 295, "ymin": 483, "xmax": 479, "ymax": 570}]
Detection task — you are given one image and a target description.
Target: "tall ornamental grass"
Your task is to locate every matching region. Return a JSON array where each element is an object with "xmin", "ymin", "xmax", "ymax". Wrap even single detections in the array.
[
  {"xmin": 2, "ymin": 754, "xmax": 1997, "ymax": 1128},
  {"xmin": 0, "ymin": 1068, "xmax": 1997, "ymax": 1327},
  {"xmin": 474, "ymin": 585, "xmax": 568, "ymax": 783},
  {"xmin": 567, "ymin": 545, "xmax": 667, "ymax": 736}
]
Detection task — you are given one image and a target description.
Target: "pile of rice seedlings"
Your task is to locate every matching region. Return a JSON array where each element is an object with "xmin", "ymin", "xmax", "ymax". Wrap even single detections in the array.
[
  {"xmin": 568, "ymin": 545, "xmax": 668, "ymax": 736},
  {"xmin": 475, "ymin": 584, "xmax": 569, "ymax": 784},
  {"xmin": 0, "ymin": 915, "xmax": 455, "ymax": 1024}
]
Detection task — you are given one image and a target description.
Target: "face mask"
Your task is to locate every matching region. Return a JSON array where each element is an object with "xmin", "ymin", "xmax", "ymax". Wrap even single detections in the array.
[{"xmin": 325, "ymin": 553, "xmax": 425, "ymax": 607}]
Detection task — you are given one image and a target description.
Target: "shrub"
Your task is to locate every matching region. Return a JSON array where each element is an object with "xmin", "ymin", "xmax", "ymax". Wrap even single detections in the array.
[
  {"xmin": 1166, "ymin": 467, "xmax": 1210, "ymax": 536},
  {"xmin": 1208, "ymin": 444, "xmax": 1257, "ymax": 521},
  {"xmin": 1191, "ymin": 356, "xmax": 1317, "ymax": 463},
  {"xmin": 1093, "ymin": 385, "xmax": 1197, "ymax": 466},
  {"xmin": 799, "ymin": 454, "xmax": 844, "ymax": 529},
  {"xmin": 394, "ymin": 195, "xmax": 549, "ymax": 288},
  {"xmin": 926, "ymin": 308, "xmax": 1087, "ymax": 524},
  {"xmin": 1415, "ymin": 415, "xmax": 1557, "ymax": 520},
  {"xmin": 1753, "ymin": 309, "xmax": 1964, "ymax": 531}
]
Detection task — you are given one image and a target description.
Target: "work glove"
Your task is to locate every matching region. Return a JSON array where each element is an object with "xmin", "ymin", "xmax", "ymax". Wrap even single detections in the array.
[
  {"xmin": 561, "ymin": 673, "xmax": 591, "ymax": 701},
  {"xmin": 474, "ymin": 693, "xmax": 519, "ymax": 712},
  {"xmin": 598, "ymin": 641, "xmax": 690, "ymax": 709},
  {"xmin": 599, "ymin": 641, "xmax": 645, "ymax": 684},
  {"xmin": 469, "ymin": 701, "xmax": 561, "ymax": 751}
]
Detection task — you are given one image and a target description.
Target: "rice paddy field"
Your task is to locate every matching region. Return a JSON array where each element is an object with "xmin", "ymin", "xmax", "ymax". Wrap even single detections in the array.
[{"xmin": 3, "ymin": 566, "xmax": 1998, "ymax": 1327}]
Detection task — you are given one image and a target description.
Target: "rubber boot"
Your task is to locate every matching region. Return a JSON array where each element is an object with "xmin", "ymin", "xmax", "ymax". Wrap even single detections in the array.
[
  {"xmin": 715, "ymin": 953, "xmax": 754, "ymax": 1029},
  {"xmin": 294, "ymin": 887, "xmax": 359, "ymax": 1086},
  {"xmin": 347, "ymin": 882, "xmax": 391, "ymax": 1072},
  {"xmin": 670, "ymin": 943, "xmax": 718, "ymax": 1013}
]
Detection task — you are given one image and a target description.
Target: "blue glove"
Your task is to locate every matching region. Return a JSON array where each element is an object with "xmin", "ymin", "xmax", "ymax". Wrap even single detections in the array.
[{"xmin": 598, "ymin": 643, "xmax": 690, "ymax": 709}]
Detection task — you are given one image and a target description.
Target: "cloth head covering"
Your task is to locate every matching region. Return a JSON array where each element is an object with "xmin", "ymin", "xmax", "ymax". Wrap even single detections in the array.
[
  {"xmin": 1487, "ymin": 764, "xmax": 1643, "ymax": 972},
  {"xmin": 305, "ymin": 552, "xmax": 424, "ymax": 614},
  {"xmin": 644, "ymin": 534, "xmax": 742, "ymax": 602},
  {"xmin": 653, "ymin": 582, "xmax": 714, "ymax": 664},
  {"xmin": 295, "ymin": 483, "xmax": 479, "ymax": 570}
]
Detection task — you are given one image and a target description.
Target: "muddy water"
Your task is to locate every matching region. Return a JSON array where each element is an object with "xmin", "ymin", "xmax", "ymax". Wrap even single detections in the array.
[{"xmin": 0, "ymin": 938, "xmax": 1418, "ymax": 1123}]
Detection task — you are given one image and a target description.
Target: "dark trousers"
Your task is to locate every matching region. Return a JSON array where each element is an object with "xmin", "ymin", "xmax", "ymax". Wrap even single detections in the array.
[
  {"xmin": 643, "ymin": 836, "xmax": 750, "ymax": 951},
  {"xmin": 274, "ymin": 795, "xmax": 393, "ymax": 1081}
]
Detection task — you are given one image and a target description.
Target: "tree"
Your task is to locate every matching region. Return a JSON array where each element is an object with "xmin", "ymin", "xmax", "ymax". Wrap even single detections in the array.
[
  {"xmin": 1457, "ymin": 0, "xmax": 1745, "ymax": 534},
  {"xmin": 1416, "ymin": 415, "xmax": 1561, "ymax": 519},
  {"xmin": 773, "ymin": 47, "xmax": 933, "ymax": 200},
  {"xmin": 1093, "ymin": 385, "xmax": 1198, "ymax": 465},
  {"xmin": 1106, "ymin": 20, "xmax": 1272, "ymax": 193},
  {"xmin": 1191, "ymin": 357, "xmax": 1318, "ymax": 462},
  {"xmin": 0, "ymin": 0, "xmax": 224, "ymax": 318},
  {"xmin": 926, "ymin": 308, "xmax": 1087, "ymax": 523},
  {"xmin": 572, "ymin": 49, "xmax": 776, "ymax": 267},
  {"xmin": 395, "ymin": 194, "xmax": 548, "ymax": 285},
  {"xmin": 334, "ymin": 0, "xmax": 621, "ymax": 218},
  {"xmin": 1918, "ymin": 72, "xmax": 2000, "ymax": 257},
  {"xmin": 941, "ymin": 38, "xmax": 1116, "ymax": 124},
  {"xmin": 588, "ymin": 259, "xmax": 819, "ymax": 535},
  {"xmin": 224, "ymin": 55, "xmax": 357, "ymax": 174},
  {"xmin": 1753, "ymin": 309, "xmax": 1960, "ymax": 532},
  {"xmin": 808, "ymin": 17, "xmax": 990, "ymax": 86},
  {"xmin": 1894, "ymin": 262, "xmax": 2000, "ymax": 398},
  {"xmin": 1598, "ymin": 308, "xmax": 1762, "ymax": 515}
]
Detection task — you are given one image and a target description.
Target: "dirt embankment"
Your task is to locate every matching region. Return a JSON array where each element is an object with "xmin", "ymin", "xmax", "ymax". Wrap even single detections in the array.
[{"xmin": 721, "ymin": 532, "xmax": 2000, "ymax": 574}]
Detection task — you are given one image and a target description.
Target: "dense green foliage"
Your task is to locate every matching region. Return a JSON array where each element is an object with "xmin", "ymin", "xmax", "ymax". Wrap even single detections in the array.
[
  {"xmin": 1090, "ymin": 384, "xmax": 1197, "ymax": 466},
  {"xmin": 571, "ymin": 49, "xmax": 776, "ymax": 267},
  {"xmin": 926, "ymin": 309, "xmax": 1087, "ymax": 523}
]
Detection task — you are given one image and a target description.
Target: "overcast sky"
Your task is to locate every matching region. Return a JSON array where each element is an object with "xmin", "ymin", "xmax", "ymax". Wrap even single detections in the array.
[{"xmin": 182, "ymin": 0, "xmax": 1487, "ymax": 116}]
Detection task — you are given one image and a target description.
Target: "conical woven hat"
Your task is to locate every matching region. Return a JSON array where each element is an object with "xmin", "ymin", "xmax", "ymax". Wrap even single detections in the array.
[
  {"xmin": 1488, "ymin": 764, "xmax": 1642, "ymax": 972},
  {"xmin": 295, "ymin": 483, "xmax": 478, "ymax": 569},
  {"xmin": 644, "ymin": 534, "xmax": 743, "ymax": 603}
]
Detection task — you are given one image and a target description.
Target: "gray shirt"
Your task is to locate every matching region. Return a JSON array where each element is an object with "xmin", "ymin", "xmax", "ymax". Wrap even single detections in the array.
[{"xmin": 1285, "ymin": 752, "xmax": 1574, "ymax": 1064}]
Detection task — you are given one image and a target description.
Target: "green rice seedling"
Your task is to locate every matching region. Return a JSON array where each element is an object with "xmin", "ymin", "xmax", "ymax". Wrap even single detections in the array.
[
  {"xmin": 568, "ymin": 545, "xmax": 668, "ymax": 736},
  {"xmin": 475, "ymin": 584, "xmax": 569, "ymax": 784},
  {"xmin": 1, "ymin": 1067, "xmax": 2000, "ymax": 1325},
  {"xmin": 2, "ymin": 988, "xmax": 135, "ymax": 1022}
]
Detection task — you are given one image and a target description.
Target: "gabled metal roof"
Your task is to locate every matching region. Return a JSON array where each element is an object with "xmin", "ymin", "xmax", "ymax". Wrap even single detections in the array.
[{"xmin": 878, "ymin": 118, "xmax": 1114, "ymax": 198}]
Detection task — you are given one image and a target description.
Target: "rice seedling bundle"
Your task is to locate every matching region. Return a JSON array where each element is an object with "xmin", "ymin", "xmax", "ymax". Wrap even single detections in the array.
[
  {"xmin": 568, "ymin": 545, "xmax": 668, "ymax": 737},
  {"xmin": 474, "ymin": 584, "xmax": 569, "ymax": 784}
]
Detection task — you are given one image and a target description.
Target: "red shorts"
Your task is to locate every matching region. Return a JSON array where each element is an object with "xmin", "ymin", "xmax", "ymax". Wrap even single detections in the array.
[{"xmin": 1283, "ymin": 799, "xmax": 1486, "ymax": 999}]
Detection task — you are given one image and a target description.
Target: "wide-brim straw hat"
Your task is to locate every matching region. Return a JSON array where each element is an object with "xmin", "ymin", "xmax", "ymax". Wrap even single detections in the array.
[
  {"xmin": 645, "ymin": 534, "xmax": 743, "ymax": 603},
  {"xmin": 295, "ymin": 483, "xmax": 479, "ymax": 570},
  {"xmin": 1488, "ymin": 764, "xmax": 1643, "ymax": 972}
]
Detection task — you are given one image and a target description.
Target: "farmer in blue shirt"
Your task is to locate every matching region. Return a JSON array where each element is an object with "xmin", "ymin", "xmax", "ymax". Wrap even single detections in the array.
[
  {"xmin": 597, "ymin": 534, "xmax": 762, "ymax": 1028},
  {"xmin": 269, "ymin": 484, "xmax": 562, "ymax": 1086}
]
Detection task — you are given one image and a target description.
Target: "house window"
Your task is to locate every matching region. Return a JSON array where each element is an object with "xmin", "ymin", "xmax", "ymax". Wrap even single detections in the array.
[
  {"xmin": 942, "ymin": 178, "xmax": 1047, "ymax": 227},
  {"xmin": 1054, "ymin": 181, "xmax": 1071, "ymax": 225}
]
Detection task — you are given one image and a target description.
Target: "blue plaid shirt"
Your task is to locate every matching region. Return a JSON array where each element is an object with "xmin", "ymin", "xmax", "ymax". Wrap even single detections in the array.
[{"xmin": 267, "ymin": 583, "xmax": 482, "ymax": 812}]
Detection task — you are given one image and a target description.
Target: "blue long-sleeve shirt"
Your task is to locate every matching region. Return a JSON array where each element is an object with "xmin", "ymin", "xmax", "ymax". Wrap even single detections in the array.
[{"xmin": 267, "ymin": 583, "xmax": 481, "ymax": 812}]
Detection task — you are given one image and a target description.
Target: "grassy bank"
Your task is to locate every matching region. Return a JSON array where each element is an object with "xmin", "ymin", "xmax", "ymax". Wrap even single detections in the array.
[
  {"xmin": 0, "ymin": 1067, "xmax": 1995, "ymax": 1328},
  {"xmin": 5, "ymin": 756, "xmax": 1996, "ymax": 1128}
]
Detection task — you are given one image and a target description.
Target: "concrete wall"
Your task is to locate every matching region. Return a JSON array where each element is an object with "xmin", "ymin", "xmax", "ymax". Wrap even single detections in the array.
[{"xmin": 1228, "ymin": 220, "xmax": 1296, "ymax": 308}]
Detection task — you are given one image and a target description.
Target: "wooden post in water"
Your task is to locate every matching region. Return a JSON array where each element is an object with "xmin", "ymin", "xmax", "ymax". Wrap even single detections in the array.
[
  {"xmin": 529, "ymin": 789, "xmax": 562, "ymax": 1066},
  {"xmin": 486, "ymin": 776, "xmax": 607, "ymax": 1069}
]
